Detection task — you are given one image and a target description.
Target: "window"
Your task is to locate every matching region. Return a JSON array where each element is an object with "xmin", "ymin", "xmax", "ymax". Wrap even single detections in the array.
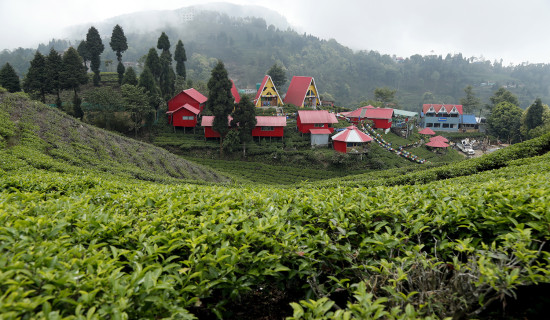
[
  {"xmin": 433, "ymin": 123, "xmax": 441, "ymax": 128},
  {"xmin": 442, "ymin": 123, "xmax": 449, "ymax": 128},
  {"xmin": 450, "ymin": 124, "xmax": 456, "ymax": 128},
  {"xmin": 314, "ymin": 123, "xmax": 325, "ymax": 127},
  {"xmin": 261, "ymin": 126, "xmax": 274, "ymax": 131},
  {"xmin": 182, "ymin": 116, "xmax": 194, "ymax": 120},
  {"xmin": 426, "ymin": 123, "xmax": 433, "ymax": 127}
]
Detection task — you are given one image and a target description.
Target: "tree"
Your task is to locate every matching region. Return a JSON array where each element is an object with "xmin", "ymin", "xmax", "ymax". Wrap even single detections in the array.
[
  {"xmin": 77, "ymin": 40, "xmax": 91, "ymax": 70},
  {"xmin": 174, "ymin": 40, "xmax": 187, "ymax": 79},
  {"xmin": 60, "ymin": 47, "xmax": 88, "ymax": 119},
  {"xmin": 374, "ymin": 87, "xmax": 397, "ymax": 107},
  {"xmin": 157, "ymin": 32, "xmax": 174, "ymax": 100},
  {"xmin": 522, "ymin": 98, "xmax": 544, "ymax": 133},
  {"xmin": 121, "ymin": 84, "xmax": 153, "ymax": 137},
  {"xmin": 46, "ymin": 48, "xmax": 63, "ymax": 107},
  {"xmin": 157, "ymin": 32, "xmax": 170, "ymax": 51},
  {"xmin": 459, "ymin": 85, "xmax": 481, "ymax": 114},
  {"xmin": 487, "ymin": 101, "xmax": 523, "ymax": 143},
  {"xmin": 86, "ymin": 26, "xmax": 104, "ymax": 86},
  {"xmin": 207, "ymin": 60, "xmax": 234, "ymax": 156},
  {"xmin": 23, "ymin": 51, "xmax": 48, "ymax": 102},
  {"xmin": 231, "ymin": 95, "xmax": 257, "ymax": 156},
  {"xmin": 0, "ymin": 63, "xmax": 21, "ymax": 92},
  {"xmin": 267, "ymin": 63, "xmax": 286, "ymax": 89},
  {"xmin": 122, "ymin": 67, "xmax": 138, "ymax": 86},
  {"xmin": 490, "ymin": 88, "xmax": 519, "ymax": 109},
  {"xmin": 139, "ymin": 66, "xmax": 162, "ymax": 115},
  {"xmin": 145, "ymin": 48, "xmax": 161, "ymax": 82},
  {"xmin": 110, "ymin": 24, "xmax": 128, "ymax": 84},
  {"xmin": 84, "ymin": 86, "xmax": 123, "ymax": 130}
]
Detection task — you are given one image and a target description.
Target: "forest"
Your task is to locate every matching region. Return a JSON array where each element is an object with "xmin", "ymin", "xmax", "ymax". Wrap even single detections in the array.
[{"xmin": 2, "ymin": 9, "xmax": 550, "ymax": 110}]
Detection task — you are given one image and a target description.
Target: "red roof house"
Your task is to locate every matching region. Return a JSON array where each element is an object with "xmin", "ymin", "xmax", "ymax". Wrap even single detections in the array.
[
  {"xmin": 167, "ymin": 88, "xmax": 208, "ymax": 127},
  {"xmin": 422, "ymin": 104, "xmax": 463, "ymax": 116},
  {"xmin": 283, "ymin": 76, "xmax": 321, "ymax": 108},
  {"xmin": 252, "ymin": 116, "xmax": 287, "ymax": 137},
  {"xmin": 297, "ymin": 110, "xmax": 338, "ymax": 134},
  {"xmin": 231, "ymin": 80, "xmax": 241, "ymax": 104},
  {"xmin": 254, "ymin": 75, "xmax": 283, "ymax": 108},
  {"xmin": 201, "ymin": 116, "xmax": 233, "ymax": 138},
  {"xmin": 331, "ymin": 126, "xmax": 373, "ymax": 153},
  {"xmin": 347, "ymin": 106, "xmax": 394, "ymax": 129}
]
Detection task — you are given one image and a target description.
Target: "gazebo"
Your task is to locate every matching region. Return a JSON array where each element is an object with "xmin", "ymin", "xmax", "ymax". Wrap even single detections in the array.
[
  {"xmin": 430, "ymin": 135, "xmax": 449, "ymax": 143},
  {"xmin": 419, "ymin": 127, "xmax": 436, "ymax": 135},
  {"xmin": 425, "ymin": 139, "xmax": 450, "ymax": 148},
  {"xmin": 332, "ymin": 126, "xmax": 373, "ymax": 153}
]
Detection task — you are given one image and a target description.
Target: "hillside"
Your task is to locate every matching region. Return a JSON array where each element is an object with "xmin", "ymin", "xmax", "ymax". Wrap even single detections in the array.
[
  {"xmin": 2, "ymin": 5, "xmax": 550, "ymax": 109},
  {"xmin": 0, "ymin": 91, "xmax": 230, "ymax": 184}
]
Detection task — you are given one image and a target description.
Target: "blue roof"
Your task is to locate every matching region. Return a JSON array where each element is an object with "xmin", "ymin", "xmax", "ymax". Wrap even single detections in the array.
[{"xmin": 462, "ymin": 114, "xmax": 477, "ymax": 124}]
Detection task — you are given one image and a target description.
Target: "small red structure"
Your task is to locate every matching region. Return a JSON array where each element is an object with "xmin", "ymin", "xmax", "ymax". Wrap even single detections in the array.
[
  {"xmin": 167, "ymin": 88, "xmax": 208, "ymax": 128},
  {"xmin": 201, "ymin": 116, "xmax": 232, "ymax": 138},
  {"xmin": 231, "ymin": 80, "xmax": 241, "ymax": 104},
  {"xmin": 252, "ymin": 116, "xmax": 287, "ymax": 137},
  {"xmin": 425, "ymin": 140, "xmax": 449, "ymax": 148},
  {"xmin": 331, "ymin": 126, "xmax": 373, "ymax": 153},
  {"xmin": 430, "ymin": 135, "xmax": 449, "ymax": 143},
  {"xmin": 296, "ymin": 110, "xmax": 338, "ymax": 134},
  {"xmin": 418, "ymin": 127, "xmax": 436, "ymax": 135},
  {"xmin": 347, "ymin": 106, "xmax": 394, "ymax": 129}
]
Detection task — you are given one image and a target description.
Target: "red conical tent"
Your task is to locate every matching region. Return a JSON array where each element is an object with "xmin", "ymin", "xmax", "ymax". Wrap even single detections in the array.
[
  {"xmin": 332, "ymin": 126, "xmax": 373, "ymax": 143},
  {"xmin": 425, "ymin": 140, "xmax": 449, "ymax": 148},
  {"xmin": 418, "ymin": 127, "xmax": 436, "ymax": 135}
]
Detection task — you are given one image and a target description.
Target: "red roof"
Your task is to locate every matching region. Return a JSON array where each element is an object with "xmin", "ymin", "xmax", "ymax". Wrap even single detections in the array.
[
  {"xmin": 284, "ymin": 76, "xmax": 317, "ymax": 106},
  {"xmin": 418, "ymin": 127, "xmax": 436, "ymax": 135},
  {"xmin": 430, "ymin": 135, "xmax": 449, "ymax": 143},
  {"xmin": 256, "ymin": 116, "xmax": 287, "ymax": 127},
  {"xmin": 422, "ymin": 104, "xmax": 463, "ymax": 115},
  {"xmin": 165, "ymin": 103, "xmax": 200, "ymax": 115},
  {"xmin": 231, "ymin": 80, "xmax": 241, "ymax": 104},
  {"xmin": 348, "ymin": 106, "xmax": 393, "ymax": 119},
  {"xmin": 425, "ymin": 140, "xmax": 449, "ymax": 148},
  {"xmin": 201, "ymin": 115, "xmax": 233, "ymax": 127},
  {"xmin": 298, "ymin": 110, "xmax": 338, "ymax": 124},
  {"xmin": 309, "ymin": 128, "xmax": 332, "ymax": 135},
  {"xmin": 183, "ymin": 88, "xmax": 208, "ymax": 104},
  {"xmin": 332, "ymin": 126, "xmax": 373, "ymax": 143}
]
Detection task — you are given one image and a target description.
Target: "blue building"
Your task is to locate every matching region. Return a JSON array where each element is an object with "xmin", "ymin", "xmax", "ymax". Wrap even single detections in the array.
[{"xmin": 421, "ymin": 104, "xmax": 463, "ymax": 132}]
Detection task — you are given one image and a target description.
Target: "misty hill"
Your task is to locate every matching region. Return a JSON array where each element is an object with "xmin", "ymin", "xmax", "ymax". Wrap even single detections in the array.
[
  {"xmin": 2, "ymin": 4, "xmax": 550, "ymax": 109},
  {"xmin": 0, "ymin": 91, "xmax": 230, "ymax": 184}
]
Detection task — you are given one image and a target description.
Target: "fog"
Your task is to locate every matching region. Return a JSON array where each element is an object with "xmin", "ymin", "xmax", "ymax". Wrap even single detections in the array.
[{"xmin": 1, "ymin": 0, "xmax": 549, "ymax": 65}]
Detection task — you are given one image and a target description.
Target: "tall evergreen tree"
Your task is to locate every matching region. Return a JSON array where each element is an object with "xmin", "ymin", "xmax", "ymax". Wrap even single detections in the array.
[
  {"xmin": 230, "ymin": 95, "xmax": 256, "ymax": 156},
  {"xmin": 267, "ymin": 63, "xmax": 286, "ymax": 89},
  {"xmin": 23, "ymin": 51, "xmax": 48, "ymax": 102},
  {"xmin": 523, "ymin": 98, "xmax": 545, "ymax": 133},
  {"xmin": 459, "ymin": 85, "xmax": 481, "ymax": 114},
  {"xmin": 122, "ymin": 67, "xmax": 138, "ymax": 86},
  {"xmin": 157, "ymin": 32, "xmax": 174, "ymax": 100},
  {"xmin": 61, "ymin": 47, "xmax": 88, "ymax": 118},
  {"xmin": 174, "ymin": 40, "xmax": 187, "ymax": 79},
  {"xmin": 490, "ymin": 88, "xmax": 519, "ymax": 109},
  {"xmin": 139, "ymin": 66, "xmax": 162, "ymax": 114},
  {"xmin": 77, "ymin": 40, "xmax": 91, "ymax": 70},
  {"xmin": 0, "ymin": 63, "xmax": 21, "ymax": 92},
  {"xmin": 110, "ymin": 24, "xmax": 128, "ymax": 84},
  {"xmin": 145, "ymin": 48, "xmax": 161, "ymax": 82},
  {"xmin": 46, "ymin": 48, "xmax": 63, "ymax": 107},
  {"xmin": 86, "ymin": 26, "xmax": 104, "ymax": 86},
  {"xmin": 157, "ymin": 32, "xmax": 170, "ymax": 51},
  {"xmin": 207, "ymin": 60, "xmax": 234, "ymax": 156}
]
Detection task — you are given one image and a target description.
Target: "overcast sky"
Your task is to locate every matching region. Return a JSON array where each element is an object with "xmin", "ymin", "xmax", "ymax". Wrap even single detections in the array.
[{"xmin": 1, "ymin": 0, "xmax": 549, "ymax": 65}]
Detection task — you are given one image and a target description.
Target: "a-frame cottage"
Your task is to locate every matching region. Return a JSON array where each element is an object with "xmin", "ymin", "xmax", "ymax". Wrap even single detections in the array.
[
  {"xmin": 296, "ymin": 110, "xmax": 338, "ymax": 134},
  {"xmin": 254, "ymin": 75, "xmax": 283, "ymax": 108},
  {"xmin": 166, "ymin": 88, "xmax": 208, "ymax": 128},
  {"xmin": 284, "ymin": 76, "xmax": 321, "ymax": 108}
]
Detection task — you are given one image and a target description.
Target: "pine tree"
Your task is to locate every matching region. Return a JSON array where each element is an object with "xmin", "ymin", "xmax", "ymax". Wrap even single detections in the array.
[
  {"xmin": 267, "ymin": 63, "xmax": 286, "ymax": 89},
  {"xmin": 0, "ymin": 63, "xmax": 21, "ymax": 93},
  {"xmin": 139, "ymin": 66, "xmax": 162, "ymax": 113},
  {"xmin": 23, "ymin": 51, "xmax": 48, "ymax": 102},
  {"xmin": 231, "ymin": 95, "xmax": 257, "ymax": 156},
  {"xmin": 459, "ymin": 85, "xmax": 481, "ymax": 114},
  {"xmin": 174, "ymin": 40, "xmax": 187, "ymax": 79},
  {"xmin": 207, "ymin": 60, "xmax": 234, "ymax": 156},
  {"xmin": 523, "ymin": 98, "xmax": 545, "ymax": 132},
  {"xmin": 77, "ymin": 40, "xmax": 91, "ymax": 70},
  {"xmin": 86, "ymin": 26, "xmax": 104, "ymax": 86},
  {"xmin": 157, "ymin": 32, "xmax": 170, "ymax": 51},
  {"xmin": 145, "ymin": 48, "xmax": 161, "ymax": 82},
  {"xmin": 122, "ymin": 67, "xmax": 138, "ymax": 86},
  {"xmin": 157, "ymin": 32, "xmax": 174, "ymax": 100},
  {"xmin": 110, "ymin": 24, "xmax": 128, "ymax": 84},
  {"xmin": 46, "ymin": 48, "xmax": 63, "ymax": 107},
  {"xmin": 61, "ymin": 47, "xmax": 88, "ymax": 118}
]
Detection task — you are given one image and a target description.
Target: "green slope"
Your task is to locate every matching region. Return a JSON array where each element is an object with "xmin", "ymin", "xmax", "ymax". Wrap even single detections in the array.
[{"xmin": 0, "ymin": 91, "xmax": 231, "ymax": 184}]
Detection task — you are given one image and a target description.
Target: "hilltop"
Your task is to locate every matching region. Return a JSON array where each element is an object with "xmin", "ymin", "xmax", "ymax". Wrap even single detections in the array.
[{"xmin": 0, "ymin": 91, "xmax": 231, "ymax": 184}]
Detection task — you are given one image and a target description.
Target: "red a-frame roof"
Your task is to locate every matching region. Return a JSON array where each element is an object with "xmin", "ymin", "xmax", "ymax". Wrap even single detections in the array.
[
  {"xmin": 183, "ymin": 88, "xmax": 208, "ymax": 104},
  {"xmin": 231, "ymin": 80, "xmax": 241, "ymax": 104},
  {"xmin": 284, "ymin": 76, "xmax": 317, "ymax": 106}
]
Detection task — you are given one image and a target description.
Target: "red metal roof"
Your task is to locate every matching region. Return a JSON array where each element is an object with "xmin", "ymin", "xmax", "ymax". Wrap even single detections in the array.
[
  {"xmin": 418, "ymin": 127, "xmax": 436, "ymax": 135},
  {"xmin": 183, "ymin": 88, "xmax": 208, "ymax": 104},
  {"xmin": 256, "ymin": 116, "xmax": 287, "ymax": 127},
  {"xmin": 309, "ymin": 128, "xmax": 332, "ymax": 135},
  {"xmin": 201, "ymin": 115, "xmax": 233, "ymax": 127},
  {"xmin": 298, "ymin": 110, "xmax": 338, "ymax": 124},
  {"xmin": 348, "ymin": 106, "xmax": 393, "ymax": 119},
  {"xmin": 165, "ymin": 103, "xmax": 200, "ymax": 115},
  {"xmin": 430, "ymin": 135, "xmax": 449, "ymax": 143},
  {"xmin": 332, "ymin": 126, "xmax": 373, "ymax": 143},
  {"xmin": 284, "ymin": 76, "xmax": 317, "ymax": 106},
  {"xmin": 422, "ymin": 104, "xmax": 463, "ymax": 115},
  {"xmin": 425, "ymin": 140, "xmax": 449, "ymax": 148},
  {"xmin": 231, "ymin": 80, "xmax": 241, "ymax": 104},
  {"xmin": 253, "ymin": 75, "xmax": 282, "ymax": 105}
]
